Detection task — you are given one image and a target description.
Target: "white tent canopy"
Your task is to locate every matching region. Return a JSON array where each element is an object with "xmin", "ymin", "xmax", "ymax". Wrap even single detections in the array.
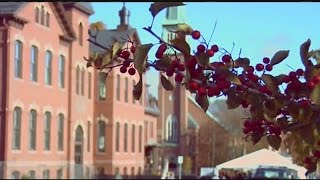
[{"xmin": 215, "ymin": 148, "xmax": 307, "ymax": 178}]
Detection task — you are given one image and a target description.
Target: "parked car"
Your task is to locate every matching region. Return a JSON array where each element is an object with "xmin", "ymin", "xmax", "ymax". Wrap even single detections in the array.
[{"xmin": 250, "ymin": 165, "xmax": 299, "ymax": 179}]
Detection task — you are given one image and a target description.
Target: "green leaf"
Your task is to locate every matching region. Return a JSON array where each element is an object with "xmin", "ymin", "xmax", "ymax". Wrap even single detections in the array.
[
  {"xmin": 251, "ymin": 131, "xmax": 263, "ymax": 145},
  {"xmin": 160, "ymin": 74, "xmax": 174, "ymax": 91},
  {"xmin": 155, "ymin": 56, "xmax": 172, "ymax": 69},
  {"xmin": 195, "ymin": 52, "xmax": 210, "ymax": 67},
  {"xmin": 226, "ymin": 72, "xmax": 241, "ymax": 85},
  {"xmin": 133, "ymin": 43, "xmax": 153, "ymax": 74},
  {"xmin": 297, "ymin": 125, "xmax": 314, "ymax": 145},
  {"xmin": 226, "ymin": 90, "xmax": 242, "ymax": 109},
  {"xmin": 101, "ymin": 52, "xmax": 112, "ymax": 66},
  {"xmin": 133, "ymin": 74, "xmax": 143, "ymax": 100},
  {"xmin": 274, "ymin": 74, "xmax": 288, "ymax": 84},
  {"xmin": 195, "ymin": 94, "xmax": 209, "ymax": 112},
  {"xmin": 300, "ymin": 38, "xmax": 311, "ymax": 68},
  {"xmin": 88, "ymin": 52, "xmax": 100, "ymax": 62},
  {"xmin": 149, "ymin": 2, "xmax": 185, "ymax": 18},
  {"xmin": 311, "ymin": 84, "xmax": 320, "ymax": 105},
  {"xmin": 267, "ymin": 135, "xmax": 282, "ymax": 150},
  {"xmin": 270, "ymin": 50, "xmax": 290, "ymax": 66},
  {"xmin": 169, "ymin": 23, "xmax": 193, "ymax": 35},
  {"xmin": 170, "ymin": 38, "xmax": 191, "ymax": 55},
  {"xmin": 233, "ymin": 57, "xmax": 250, "ymax": 69},
  {"xmin": 111, "ymin": 42, "xmax": 122, "ymax": 59},
  {"xmin": 260, "ymin": 74, "xmax": 280, "ymax": 94}
]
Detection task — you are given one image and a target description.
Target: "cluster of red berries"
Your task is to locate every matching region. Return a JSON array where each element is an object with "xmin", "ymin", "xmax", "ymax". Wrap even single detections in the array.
[
  {"xmin": 165, "ymin": 58, "xmax": 186, "ymax": 83},
  {"xmin": 118, "ymin": 48, "xmax": 137, "ymax": 76},
  {"xmin": 255, "ymin": 57, "xmax": 273, "ymax": 72},
  {"xmin": 304, "ymin": 147, "xmax": 320, "ymax": 171},
  {"xmin": 243, "ymin": 118, "xmax": 281, "ymax": 137}
]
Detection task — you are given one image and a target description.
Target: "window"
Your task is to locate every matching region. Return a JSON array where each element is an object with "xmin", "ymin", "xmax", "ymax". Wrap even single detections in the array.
[
  {"xmin": 43, "ymin": 169, "xmax": 50, "ymax": 179},
  {"xmin": 79, "ymin": 23, "xmax": 83, "ymax": 46},
  {"xmin": 30, "ymin": 45, "xmax": 38, "ymax": 81},
  {"xmin": 132, "ymin": 125, "xmax": 135, "ymax": 152},
  {"xmin": 132, "ymin": 80, "xmax": 136, "ymax": 104},
  {"xmin": 44, "ymin": 112, "xmax": 51, "ymax": 150},
  {"xmin": 58, "ymin": 114, "xmax": 64, "ymax": 151},
  {"xmin": 98, "ymin": 72, "xmax": 106, "ymax": 100},
  {"xmin": 28, "ymin": 170, "xmax": 36, "ymax": 179},
  {"xmin": 124, "ymin": 123, "xmax": 128, "ymax": 152},
  {"xmin": 166, "ymin": 115, "xmax": 178, "ymax": 142},
  {"xmin": 87, "ymin": 121, "xmax": 91, "ymax": 152},
  {"xmin": 11, "ymin": 171, "xmax": 20, "ymax": 179},
  {"xmin": 145, "ymin": 121, "xmax": 148, "ymax": 143},
  {"xmin": 29, "ymin": 110, "xmax": 37, "ymax": 150},
  {"xmin": 116, "ymin": 122, "xmax": 120, "ymax": 152},
  {"xmin": 46, "ymin": 12, "xmax": 50, "ymax": 27},
  {"xmin": 14, "ymin": 40, "xmax": 23, "ymax": 78},
  {"xmin": 131, "ymin": 167, "xmax": 135, "ymax": 176},
  {"xmin": 12, "ymin": 107, "xmax": 21, "ymax": 150},
  {"xmin": 58, "ymin": 55, "xmax": 65, "ymax": 88},
  {"xmin": 88, "ymin": 72, "xmax": 92, "ymax": 99},
  {"xmin": 35, "ymin": 7, "xmax": 39, "ymax": 23},
  {"xmin": 40, "ymin": 6, "xmax": 44, "ymax": 25},
  {"xmin": 45, "ymin": 50, "xmax": 52, "ymax": 85},
  {"xmin": 81, "ymin": 68, "xmax": 85, "ymax": 95},
  {"xmin": 123, "ymin": 167, "xmax": 127, "ymax": 176},
  {"xmin": 138, "ymin": 167, "xmax": 142, "ymax": 175},
  {"xmin": 125, "ymin": 77, "xmax": 128, "ymax": 102},
  {"xmin": 150, "ymin": 122, "xmax": 153, "ymax": 138},
  {"xmin": 76, "ymin": 66, "xmax": 80, "ymax": 94},
  {"xmin": 116, "ymin": 75, "xmax": 120, "ymax": 101},
  {"xmin": 139, "ymin": 93, "xmax": 142, "ymax": 105},
  {"xmin": 57, "ymin": 169, "xmax": 63, "ymax": 179},
  {"xmin": 97, "ymin": 120, "xmax": 105, "ymax": 152},
  {"xmin": 139, "ymin": 125, "xmax": 142, "ymax": 153}
]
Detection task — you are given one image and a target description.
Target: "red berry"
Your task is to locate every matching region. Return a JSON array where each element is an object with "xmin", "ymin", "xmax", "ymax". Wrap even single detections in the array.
[
  {"xmin": 288, "ymin": 71, "xmax": 297, "ymax": 80},
  {"xmin": 222, "ymin": 55, "xmax": 231, "ymax": 63},
  {"xmin": 304, "ymin": 157, "xmax": 312, "ymax": 164},
  {"xmin": 178, "ymin": 64, "xmax": 185, "ymax": 71},
  {"xmin": 241, "ymin": 100, "xmax": 249, "ymax": 108},
  {"xmin": 191, "ymin": 30, "xmax": 201, "ymax": 40},
  {"xmin": 128, "ymin": 67, "xmax": 136, "ymax": 75},
  {"xmin": 155, "ymin": 51, "xmax": 163, "ymax": 59},
  {"xmin": 307, "ymin": 81, "xmax": 315, "ymax": 89},
  {"xmin": 207, "ymin": 86, "xmax": 220, "ymax": 97},
  {"xmin": 130, "ymin": 46, "xmax": 136, "ymax": 54},
  {"xmin": 175, "ymin": 73, "xmax": 183, "ymax": 83},
  {"xmin": 189, "ymin": 81, "xmax": 199, "ymax": 91},
  {"xmin": 123, "ymin": 60, "xmax": 131, "ymax": 67},
  {"xmin": 158, "ymin": 44, "xmax": 167, "ymax": 52},
  {"xmin": 171, "ymin": 60, "xmax": 179, "ymax": 68},
  {"xmin": 207, "ymin": 49, "xmax": 214, "ymax": 57},
  {"xmin": 265, "ymin": 64, "xmax": 273, "ymax": 71},
  {"xmin": 255, "ymin": 63, "xmax": 264, "ymax": 71},
  {"xmin": 121, "ymin": 50, "xmax": 130, "ymax": 59},
  {"xmin": 296, "ymin": 68, "xmax": 304, "ymax": 76},
  {"xmin": 197, "ymin": 86, "xmax": 207, "ymax": 96},
  {"xmin": 211, "ymin": 44, "xmax": 219, "ymax": 53},
  {"xmin": 313, "ymin": 150, "xmax": 320, "ymax": 158},
  {"xmin": 300, "ymin": 99, "xmax": 310, "ymax": 108},
  {"xmin": 246, "ymin": 66, "xmax": 255, "ymax": 73},
  {"xmin": 243, "ymin": 128, "xmax": 250, "ymax": 134},
  {"xmin": 244, "ymin": 119, "xmax": 252, "ymax": 128},
  {"xmin": 166, "ymin": 68, "xmax": 174, "ymax": 77},
  {"xmin": 263, "ymin": 57, "xmax": 270, "ymax": 64},
  {"xmin": 120, "ymin": 66, "xmax": 127, "ymax": 73},
  {"xmin": 197, "ymin": 44, "xmax": 206, "ymax": 53}
]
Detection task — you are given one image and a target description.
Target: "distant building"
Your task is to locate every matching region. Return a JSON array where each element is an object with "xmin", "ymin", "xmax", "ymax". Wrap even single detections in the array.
[{"xmin": 0, "ymin": 2, "xmax": 159, "ymax": 179}]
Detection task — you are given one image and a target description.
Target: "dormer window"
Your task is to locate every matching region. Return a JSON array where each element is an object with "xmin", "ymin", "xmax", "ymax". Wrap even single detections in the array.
[
  {"xmin": 79, "ymin": 23, "xmax": 83, "ymax": 46},
  {"xmin": 35, "ymin": 7, "xmax": 39, "ymax": 23},
  {"xmin": 40, "ymin": 5, "xmax": 45, "ymax": 25},
  {"xmin": 36, "ymin": 5, "xmax": 50, "ymax": 28}
]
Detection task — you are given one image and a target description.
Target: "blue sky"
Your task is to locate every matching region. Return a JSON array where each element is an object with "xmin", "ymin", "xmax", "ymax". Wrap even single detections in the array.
[{"xmin": 90, "ymin": 2, "xmax": 320, "ymax": 98}]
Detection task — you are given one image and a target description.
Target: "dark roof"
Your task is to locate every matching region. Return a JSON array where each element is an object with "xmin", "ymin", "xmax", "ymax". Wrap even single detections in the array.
[
  {"xmin": 62, "ymin": 2, "xmax": 94, "ymax": 15},
  {"xmin": 0, "ymin": 2, "xmax": 26, "ymax": 14},
  {"xmin": 89, "ymin": 28, "xmax": 137, "ymax": 53}
]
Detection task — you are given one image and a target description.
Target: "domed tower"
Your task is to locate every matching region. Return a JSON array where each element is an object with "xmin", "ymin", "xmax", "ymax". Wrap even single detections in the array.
[{"xmin": 117, "ymin": 2, "xmax": 132, "ymax": 31}]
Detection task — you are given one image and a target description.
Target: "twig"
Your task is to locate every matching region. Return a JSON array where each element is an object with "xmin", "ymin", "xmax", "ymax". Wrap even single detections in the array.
[{"xmin": 207, "ymin": 20, "xmax": 217, "ymax": 46}]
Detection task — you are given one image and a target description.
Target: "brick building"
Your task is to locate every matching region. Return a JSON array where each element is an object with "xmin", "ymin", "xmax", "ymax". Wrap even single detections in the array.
[{"xmin": 0, "ymin": 2, "xmax": 159, "ymax": 179}]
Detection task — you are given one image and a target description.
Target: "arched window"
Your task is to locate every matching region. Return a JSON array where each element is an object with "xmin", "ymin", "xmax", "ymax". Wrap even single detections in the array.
[
  {"xmin": 166, "ymin": 115, "xmax": 178, "ymax": 142},
  {"xmin": 132, "ymin": 80, "xmax": 136, "ymax": 104},
  {"xmin": 58, "ymin": 113, "xmax": 64, "ymax": 151},
  {"xmin": 131, "ymin": 124, "xmax": 135, "ymax": 152},
  {"xmin": 58, "ymin": 55, "xmax": 65, "ymax": 88},
  {"xmin": 139, "ymin": 125, "xmax": 142, "ymax": 153},
  {"xmin": 30, "ymin": 45, "xmax": 38, "ymax": 81},
  {"xmin": 44, "ymin": 111, "xmax": 51, "ymax": 150},
  {"xmin": 123, "ymin": 167, "xmax": 127, "ymax": 176},
  {"xmin": 45, "ymin": 50, "xmax": 52, "ymax": 85},
  {"xmin": 131, "ymin": 167, "xmax": 135, "ymax": 176},
  {"xmin": 97, "ymin": 120, "xmax": 105, "ymax": 152},
  {"xmin": 81, "ymin": 67, "xmax": 85, "ymax": 95},
  {"xmin": 116, "ymin": 75, "xmax": 120, "ymax": 101},
  {"xmin": 11, "ymin": 171, "xmax": 20, "ymax": 179},
  {"xmin": 46, "ymin": 12, "xmax": 50, "ymax": 27},
  {"xmin": 40, "ymin": 5, "xmax": 45, "ymax": 25},
  {"xmin": 124, "ymin": 123, "xmax": 128, "ymax": 152},
  {"xmin": 116, "ymin": 122, "xmax": 120, "ymax": 152},
  {"xmin": 35, "ymin": 7, "xmax": 39, "ymax": 23},
  {"xmin": 98, "ymin": 72, "xmax": 106, "ymax": 100},
  {"xmin": 79, "ymin": 23, "xmax": 83, "ymax": 46},
  {"xmin": 88, "ymin": 72, "xmax": 92, "ymax": 99},
  {"xmin": 12, "ymin": 107, "xmax": 22, "ymax": 150},
  {"xmin": 87, "ymin": 121, "xmax": 91, "ymax": 152},
  {"xmin": 76, "ymin": 66, "xmax": 80, "ymax": 94},
  {"xmin": 29, "ymin": 109, "xmax": 37, "ymax": 150}
]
